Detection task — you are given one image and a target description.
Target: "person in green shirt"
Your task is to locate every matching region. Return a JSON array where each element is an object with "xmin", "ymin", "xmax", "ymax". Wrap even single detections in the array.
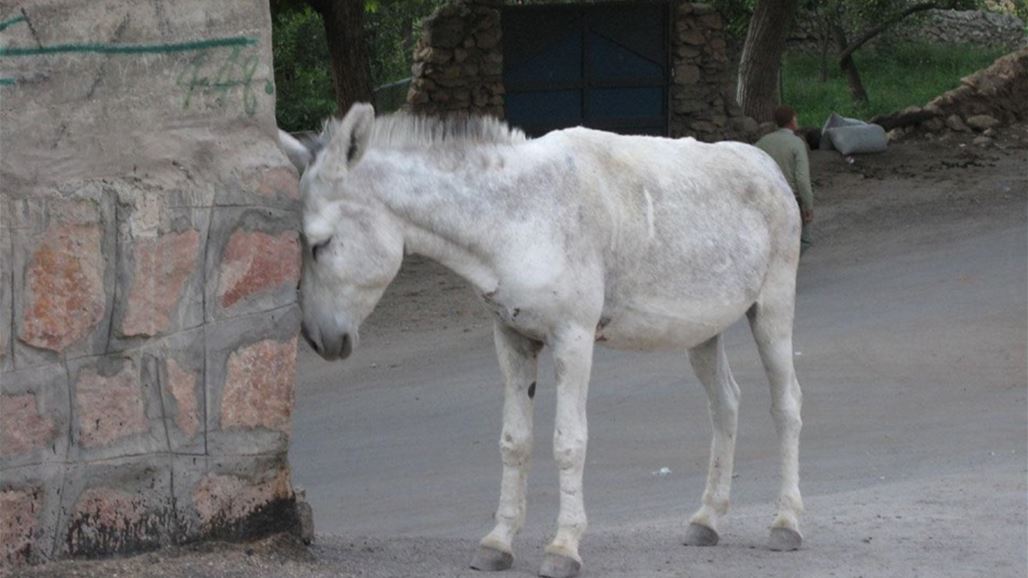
[{"xmin": 755, "ymin": 105, "xmax": 814, "ymax": 254}]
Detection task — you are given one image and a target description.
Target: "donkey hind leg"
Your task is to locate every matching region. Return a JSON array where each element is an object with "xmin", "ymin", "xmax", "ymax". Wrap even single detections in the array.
[
  {"xmin": 748, "ymin": 288, "xmax": 804, "ymax": 551},
  {"xmin": 684, "ymin": 333, "xmax": 741, "ymax": 547},
  {"xmin": 539, "ymin": 325, "xmax": 594, "ymax": 578},
  {"xmin": 472, "ymin": 323, "xmax": 542, "ymax": 572}
]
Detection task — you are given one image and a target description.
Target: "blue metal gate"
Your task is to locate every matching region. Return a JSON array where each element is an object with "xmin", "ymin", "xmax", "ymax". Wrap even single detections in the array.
[{"xmin": 503, "ymin": 2, "xmax": 670, "ymax": 137}]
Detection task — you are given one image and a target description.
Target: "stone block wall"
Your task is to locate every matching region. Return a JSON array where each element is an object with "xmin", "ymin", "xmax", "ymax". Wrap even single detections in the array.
[
  {"xmin": 407, "ymin": 1, "xmax": 763, "ymax": 142},
  {"xmin": 1, "ymin": 0, "xmax": 302, "ymax": 569},
  {"xmin": 887, "ymin": 9, "xmax": 1024, "ymax": 50},
  {"xmin": 789, "ymin": 9, "xmax": 1026, "ymax": 53},
  {"xmin": 407, "ymin": 0, "xmax": 505, "ymax": 118},
  {"xmin": 876, "ymin": 46, "xmax": 1028, "ymax": 141},
  {"xmin": 670, "ymin": 3, "xmax": 763, "ymax": 142}
]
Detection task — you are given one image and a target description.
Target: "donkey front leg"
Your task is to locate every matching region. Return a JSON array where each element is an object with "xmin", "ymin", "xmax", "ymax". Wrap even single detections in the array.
[
  {"xmin": 540, "ymin": 326, "xmax": 594, "ymax": 578},
  {"xmin": 472, "ymin": 323, "xmax": 542, "ymax": 572}
]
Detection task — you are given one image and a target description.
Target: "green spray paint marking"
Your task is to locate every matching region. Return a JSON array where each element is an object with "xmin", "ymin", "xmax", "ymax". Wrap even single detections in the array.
[
  {"xmin": 0, "ymin": 16, "xmax": 262, "ymax": 111},
  {"xmin": 0, "ymin": 15, "xmax": 27, "ymax": 87},
  {"xmin": 0, "ymin": 35, "xmax": 256, "ymax": 57},
  {"xmin": 176, "ymin": 45, "xmax": 262, "ymax": 116},
  {"xmin": 0, "ymin": 15, "xmax": 27, "ymax": 32}
]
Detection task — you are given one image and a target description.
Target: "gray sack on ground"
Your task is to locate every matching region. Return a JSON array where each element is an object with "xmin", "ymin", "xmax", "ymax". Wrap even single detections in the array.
[
  {"xmin": 819, "ymin": 112, "xmax": 865, "ymax": 151},
  {"xmin": 820, "ymin": 112, "xmax": 888, "ymax": 155}
]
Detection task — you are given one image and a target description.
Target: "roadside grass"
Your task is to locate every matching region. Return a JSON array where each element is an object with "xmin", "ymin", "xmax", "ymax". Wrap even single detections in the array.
[{"xmin": 782, "ymin": 42, "xmax": 1009, "ymax": 127}]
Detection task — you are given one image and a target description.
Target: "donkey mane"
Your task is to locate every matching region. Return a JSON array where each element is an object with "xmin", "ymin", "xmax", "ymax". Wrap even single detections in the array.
[{"xmin": 322, "ymin": 112, "xmax": 528, "ymax": 153}]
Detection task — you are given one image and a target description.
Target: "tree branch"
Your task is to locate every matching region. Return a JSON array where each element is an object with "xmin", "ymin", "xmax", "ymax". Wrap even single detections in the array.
[{"xmin": 838, "ymin": 2, "xmax": 940, "ymax": 63}]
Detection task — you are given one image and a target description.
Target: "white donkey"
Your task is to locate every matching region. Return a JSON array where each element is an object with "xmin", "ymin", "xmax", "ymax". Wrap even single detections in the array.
[{"xmin": 280, "ymin": 104, "xmax": 805, "ymax": 578}]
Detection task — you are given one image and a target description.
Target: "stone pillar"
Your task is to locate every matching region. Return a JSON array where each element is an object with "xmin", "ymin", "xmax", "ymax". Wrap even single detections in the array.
[
  {"xmin": 1, "ymin": 0, "xmax": 302, "ymax": 568},
  {"xmin": 670, "ymin": 3, "xmax": 765, "ymax": 142},
  {"xmin": 407, "ymin": 0, "xmax": 505, "ymax": 118}
]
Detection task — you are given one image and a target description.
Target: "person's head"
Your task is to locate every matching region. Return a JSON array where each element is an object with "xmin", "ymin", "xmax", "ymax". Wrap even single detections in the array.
[{"xmin": 774, "ymin": 105, "xmax": 798, "ymax": 130}]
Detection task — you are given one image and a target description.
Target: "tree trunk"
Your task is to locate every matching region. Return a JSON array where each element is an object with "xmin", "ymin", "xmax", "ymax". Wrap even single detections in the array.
[
  {"xmin": 816, "ymin": 16, "xmax": 831, "ymax": 82},
  {"xmin": 736, "ymin": 0, "xmax": 801, "ymax": 122},
  {"xmin": 831, "ymin": 22, "xmax": 868, "ymax": 104},
  {"xmin": 817, "ymin": 35, "xmax": 830, "ymax": 81},
  {"xmin": 308, "ymin": 0, "xmax": 373, "ymax": 116}
]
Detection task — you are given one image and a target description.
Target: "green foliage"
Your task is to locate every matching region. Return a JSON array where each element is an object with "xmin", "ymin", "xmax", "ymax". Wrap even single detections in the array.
[
  {"xmin": 271, "ymin": 0, "xmax": 444, "ymax": 130},
  {"xmin": 272, "ymin": 6, "xmax": 336, "ymax": 132},
  {"xmin": 781, "ymin": 42, "xmax": 1007, "ymax": 126},
  {"xmin": 365, "ymin": 0, "xmax": 445, "ymax": 87},
  {"xmin": 709, "ymin": 0, "xmax": 757, "ymax": 39}
]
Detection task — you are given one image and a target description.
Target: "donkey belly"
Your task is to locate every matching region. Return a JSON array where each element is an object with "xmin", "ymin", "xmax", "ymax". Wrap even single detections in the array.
[
  {"xmin": 595, "ymin": 207, "xmax": 773, "ymax": 351},
  {"xmin": 596, "ymin": 296, "xmax": 751, "ymax": 351}
]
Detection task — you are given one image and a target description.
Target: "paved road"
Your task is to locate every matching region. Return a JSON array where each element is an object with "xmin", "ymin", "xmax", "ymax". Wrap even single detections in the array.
[{"xmin": 289, "ymin": 160, "xmax": 1027, "ymax": 576}]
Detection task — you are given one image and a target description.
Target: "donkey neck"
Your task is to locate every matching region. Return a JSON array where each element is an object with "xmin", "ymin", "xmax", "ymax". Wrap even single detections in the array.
[{"xmin": 357, "ymin": 146, "xmax": 528, "ymax": 294}]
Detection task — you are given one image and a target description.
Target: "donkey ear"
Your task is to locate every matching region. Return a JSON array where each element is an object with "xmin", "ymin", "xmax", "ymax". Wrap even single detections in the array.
[
  {"xmin": 278, "ymin": 129, "xmax": 313, "ymax": 174},
  {"xmin": 337, "ymin": 102, "xmax": 375, "ymax": 168}
]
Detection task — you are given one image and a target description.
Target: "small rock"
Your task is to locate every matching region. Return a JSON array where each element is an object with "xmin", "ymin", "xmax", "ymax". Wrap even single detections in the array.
[
  {"xmin": 945, "ymin": 114, "xmax": 970, "ymax": 133},
  {"xmin": 983, "ymin": 128, "xmax": 996, "ymax": 137},
  {"xmin": 965, "ymin": 114, "xmax": 1000, "ymax": 131},
  {"xmin": 973, "ymin": 135, "xmax": 992, "ymax": 147}
]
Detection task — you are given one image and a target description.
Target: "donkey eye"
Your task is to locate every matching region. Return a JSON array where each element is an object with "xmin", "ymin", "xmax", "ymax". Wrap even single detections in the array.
[{"xmin": 311, "ymin": 238, "xmax": 331, "ymax": 261}]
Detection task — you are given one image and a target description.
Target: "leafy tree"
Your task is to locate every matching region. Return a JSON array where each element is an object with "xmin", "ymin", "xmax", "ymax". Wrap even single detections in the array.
[
  {"xmin": 366, "ymin": 0, "xmax": 446, "ymax": 86},
  {"xmin": 303, "ymin": 0, "xmax": 374, "ymax": 118},
  {"xmin": 273, "ymin": 6, "xmax": 336, "ymax": 132},
  {"xmin": 710, "ymin": 0, "xmax": 758, "ymax": 38},
  {"xmin": 271, "ymin": 0, "xmax": 443, "ymax": 130},
  {"xmin": 813, "ymin": 0, "xmax": 978, "ymax": 104}
]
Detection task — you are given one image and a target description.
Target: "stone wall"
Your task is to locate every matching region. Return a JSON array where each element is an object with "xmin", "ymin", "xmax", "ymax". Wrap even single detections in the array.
[
  {"xmin": 1, "ymin": 0, "xmax": 303, "ymax": 569},
  {"xmin": 887, "ymin": 9, "xmax": 1024, "ymax": 50},
  {"xmin": 407, "ymin": 1, "xmax": 764, "ymax": 142},
  {"xmin": 670, "ymin": 3, "xmax": 764, "ymax": 142},
  {"xmin": 874, "ymin": 46, "xmax": 1028, "ymax": 141},
  {"xmin": 407, "ymin": 0, "xmax": 505, "ymax": 118},
  {"xmin": 789, "ymin": 9, "xmax": 1025, "ymax": 53}
]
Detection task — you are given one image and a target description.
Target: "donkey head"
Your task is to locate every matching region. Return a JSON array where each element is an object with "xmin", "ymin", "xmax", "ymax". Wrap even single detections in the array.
[{"xmin": 280, "ymin": 103, "xmax": 404, "ymax": 360}]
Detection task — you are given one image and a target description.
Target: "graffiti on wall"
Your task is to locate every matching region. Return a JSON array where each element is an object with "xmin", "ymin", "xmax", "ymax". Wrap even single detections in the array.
[{"xmin": 0, "ymin": 11, "xmax": 269, "ymax": 115}]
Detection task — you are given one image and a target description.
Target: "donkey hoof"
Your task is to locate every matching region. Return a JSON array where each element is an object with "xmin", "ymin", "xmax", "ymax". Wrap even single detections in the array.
[
  {"xmin": 539, "ymin": 553, "xmax": 581, "ymax": 578},
  {"xmin": 471, "ymin": 545, "xmax": 514, "ymax": 571},
  {"xmin": 684, "ymin": 523, "xmax": 720, "ymax": 546},
  {"xmin": 768, "ymin": 526, "xmax": 803, "ymax": 551}
]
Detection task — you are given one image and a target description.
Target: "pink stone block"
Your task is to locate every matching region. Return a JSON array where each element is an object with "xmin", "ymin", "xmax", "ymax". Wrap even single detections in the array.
[
  {"xmin": 217, "ymin": 231, "xmax": 300, "ymax": 309},
  {"xmin": 69, "ymin": 487, "xmax": 143, "ymax": 537},
  {"xmin": 75, "ymin": 363, "xmax": 148, "ymax": 448},
  {"xmin": 0, "ymin": 393, "xmax": 56, "ymax": 457},
  {"xmin": 19, "ymin": 225, "xmax": 105, "ymax": 352},
  {"xmin": 257, "ymin": 166, "xmax": 300, "ymax": 199},
  {"xmin": 121, "ymin": 230, "xmax": 201, "ymax": 337},
  {"xmin": 66, "ymin": 485, "xmax": 167, "ymax": 556},
  {"xmin": 0, "ymin": 488, "xmax": 40, "ymax": 566},
  {"xmin": 192, "ymin": 468, "xmax": 291, "ymax": 529},
  {"xmin": 220, "ymin": 337, "xmax": 298, "ymax": 433}
]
